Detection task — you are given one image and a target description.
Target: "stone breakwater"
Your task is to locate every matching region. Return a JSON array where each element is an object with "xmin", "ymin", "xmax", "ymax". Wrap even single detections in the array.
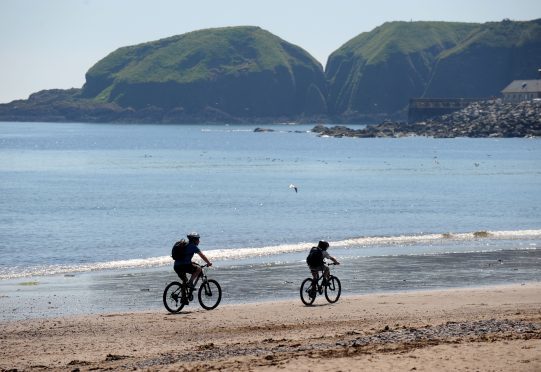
[{"xmin": 313, "ymin": 99, "xmax": 541, "ymax": 138}]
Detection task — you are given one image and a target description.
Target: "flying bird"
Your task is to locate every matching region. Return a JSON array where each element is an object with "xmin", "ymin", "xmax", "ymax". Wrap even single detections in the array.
[{"xmin": 289, "ymin": 184, "xmax": 298, "ymax": 193}]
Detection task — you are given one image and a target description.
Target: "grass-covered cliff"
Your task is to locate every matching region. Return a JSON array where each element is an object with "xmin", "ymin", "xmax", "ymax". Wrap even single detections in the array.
[
  {"xmin": 82, "ymin": 26, "xmax": 327, "ymax": 118},
  {"xmin": 1, "ymin": 19, "xmax": 539, "ymax": 124},
  {"xmin": 326, "ymin": 19, "xmax": 541, "ymax": 120},
  {"xmin": 425, "ymin": 19, "xmax": 541, "ymax": 98}
]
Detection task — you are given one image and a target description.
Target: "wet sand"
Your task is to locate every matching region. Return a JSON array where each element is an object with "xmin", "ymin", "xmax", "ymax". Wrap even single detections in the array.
[{"xmin": 1, "ymin": 283, "xmax": 540, "ymax": 371}]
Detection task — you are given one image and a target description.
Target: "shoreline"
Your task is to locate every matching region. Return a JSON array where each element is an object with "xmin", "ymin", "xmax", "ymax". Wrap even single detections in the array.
[
  {"xmin": 1, "ymin": 283, "xmax": 540, "ymax": 371},
  {"xmin": 1, "ymin": 246, "xmax": 540, "ymax": 322},
  {"xmin": 2, "ymin": 255, "xmax": 540, "ymax": 323}
]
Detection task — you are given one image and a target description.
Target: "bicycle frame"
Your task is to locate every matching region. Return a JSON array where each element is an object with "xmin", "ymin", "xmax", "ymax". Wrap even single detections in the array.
[
  {"xmin": 187, "ymin": 263, "xmax": 210, "ymax": 287},
  {"xmin": 181, "ymin": 263, "xmax": 210, "ymax": 298},
  {"xmin": 311, "ymin": 262, "xmax": 337, "ymax": 284},
  {"xmin": 310, "ymin": 265, "xmax": 330, "ymax": 292}
]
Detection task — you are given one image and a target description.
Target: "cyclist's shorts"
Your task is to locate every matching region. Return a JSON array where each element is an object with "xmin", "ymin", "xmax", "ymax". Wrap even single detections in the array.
[
  {"xmin": 174, "ymin": 263, "xmax": 197, "ymax": 276},
  {"xmin": 309, "ymin": 265, "xmax": 326, "ymax": 273}
]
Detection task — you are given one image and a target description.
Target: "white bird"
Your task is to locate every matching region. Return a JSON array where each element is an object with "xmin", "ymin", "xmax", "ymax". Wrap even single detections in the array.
[{"xmin": 289, "ymin": 184, "xmax": 298, "ymax": 193}]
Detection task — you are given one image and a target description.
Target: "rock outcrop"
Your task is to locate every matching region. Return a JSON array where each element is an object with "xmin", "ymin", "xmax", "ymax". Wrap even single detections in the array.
[{"xmin": 313, "ymin": 100, "xmax": 541, "ymax": 138}]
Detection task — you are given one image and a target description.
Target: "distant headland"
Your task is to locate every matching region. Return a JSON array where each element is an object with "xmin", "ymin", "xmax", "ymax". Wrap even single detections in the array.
[{"xmin": 1, "ymin": 19, "xmax": 540, "ymax": 135}]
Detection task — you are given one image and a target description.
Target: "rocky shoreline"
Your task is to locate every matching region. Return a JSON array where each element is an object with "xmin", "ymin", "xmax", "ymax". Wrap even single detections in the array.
[
  {"xmin": 0, "ymin": 88, "xmax": 333, "ymax": 125},
  {"xmin": 313, "ymin": 99, "xmax": 541, "ymax": 138}
]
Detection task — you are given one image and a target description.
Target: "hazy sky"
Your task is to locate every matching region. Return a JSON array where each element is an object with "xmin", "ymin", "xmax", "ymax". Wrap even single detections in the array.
[{"xmin": 1, "ymin": 0, "xmax": 540, "ymax": 103}]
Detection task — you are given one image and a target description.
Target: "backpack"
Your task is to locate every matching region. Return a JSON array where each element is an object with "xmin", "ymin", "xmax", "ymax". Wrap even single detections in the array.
[
  {"xmin": 171, "ymin": 239, "xmax": 187, "ymax": 260},
  {"xmin": 306, "ymin": 247, "xmax": 324, "ymax": 267}
]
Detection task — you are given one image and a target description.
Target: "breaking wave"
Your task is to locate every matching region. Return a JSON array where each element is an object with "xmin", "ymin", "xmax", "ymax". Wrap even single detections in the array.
[{"xmin": 2, "ymin": 228, "xmax": 540, "ymax": 280}]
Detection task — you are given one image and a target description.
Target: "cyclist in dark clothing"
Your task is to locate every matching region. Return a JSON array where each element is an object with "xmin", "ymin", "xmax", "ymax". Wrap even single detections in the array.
[
  {"xmin": 308, "ymin": 240, "xmax": 339, "ymax": 283},
  {"xmin": 173, "ymin": 232, "xmax": 212, "ymax": 289}
]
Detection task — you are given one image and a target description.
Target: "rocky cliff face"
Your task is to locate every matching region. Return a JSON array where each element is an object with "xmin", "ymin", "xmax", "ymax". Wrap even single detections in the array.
[
  {"xmin": 325, "ymin": 19, "xmax": 541, "ymax": 121},
  {"xmin": 81, "ymin": 26, "xmax": 328, "ymax": 119},
  {"xmin": 424, "ymin": 20, "xmax": 541, "ymax": 99}
]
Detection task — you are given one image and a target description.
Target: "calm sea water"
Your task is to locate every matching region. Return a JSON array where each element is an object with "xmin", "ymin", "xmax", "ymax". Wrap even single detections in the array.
[{"xmin": 0, "ymin": 122, "xmax": 540, "ymax": 319}]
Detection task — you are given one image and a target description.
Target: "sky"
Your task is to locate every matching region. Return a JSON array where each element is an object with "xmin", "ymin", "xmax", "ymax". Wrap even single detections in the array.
[{"xmin": 0, "ymin": 0, "xmax": 540, "ymax": 103}]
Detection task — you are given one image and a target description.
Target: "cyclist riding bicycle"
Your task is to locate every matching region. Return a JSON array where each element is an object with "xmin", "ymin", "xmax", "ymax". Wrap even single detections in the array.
[
  {"xmin": 173, "ymin": 232, "xmax": 212, "ymax": 291},
  {"xmin": 306, "ymin": 240, "xmax": 340, "ymax": 284}
]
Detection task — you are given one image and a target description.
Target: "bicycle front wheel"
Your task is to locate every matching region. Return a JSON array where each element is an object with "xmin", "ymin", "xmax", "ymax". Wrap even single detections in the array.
[
  {"xmin": 300, "ymin": 278, "xmax": 316, "ymax": 305},
  {"xmin": 324, "ymin": 276, "xmax": 341, "ymax": 303},
  {"xmin": 163, "ymin": 281, "xmax": 185, "ymax": 313},
  {"xmin": 198, "ymin": 279, "xmax": 222, "ymax": 310}
]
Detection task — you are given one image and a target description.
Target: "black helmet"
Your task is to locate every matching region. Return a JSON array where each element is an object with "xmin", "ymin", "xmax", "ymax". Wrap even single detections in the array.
[
  {"xmin": 187, "ymin": 232, "xmax": 200, "ymax": 240},
  {"xmin": 317, "ymin": 240, "xmax": 329, "ymax": 250}
]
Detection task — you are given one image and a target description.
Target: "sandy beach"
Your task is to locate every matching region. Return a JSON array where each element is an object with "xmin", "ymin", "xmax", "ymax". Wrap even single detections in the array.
[{"xmin": 1, "ymin": 283, "xmax": 540, "ymax": 371}]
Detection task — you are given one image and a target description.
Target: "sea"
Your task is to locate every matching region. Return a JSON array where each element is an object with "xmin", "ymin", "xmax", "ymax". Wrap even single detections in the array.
[{"xmin": 1, "ymin": 121, "xmax": 540, "ymax": 321}]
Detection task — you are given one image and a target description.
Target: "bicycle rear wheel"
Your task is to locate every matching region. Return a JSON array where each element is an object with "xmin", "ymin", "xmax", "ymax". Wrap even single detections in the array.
[
  {"xmin": 198, "ymin": 279, "xmax": 222, "ymax": 310},
  {"xmin": 163, "ymin": 281, "xmax": 185, "ymax": 313},
  {"xmin": 324, "ymin": 276, "xmax": 341, "ymax": 303},
  {"xmin": 300, "ymin": 278, "xmax": 316, "ymax": 305}
]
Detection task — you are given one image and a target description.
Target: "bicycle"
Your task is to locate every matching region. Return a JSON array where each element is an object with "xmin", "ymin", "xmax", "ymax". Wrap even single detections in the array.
[
  {"xmin": 300, "ymin": 262, "xmax": 341, "ymax": 305},
  {"xmin": 163, "ymin": 263, "xmax": 222, "ymax": 313}
]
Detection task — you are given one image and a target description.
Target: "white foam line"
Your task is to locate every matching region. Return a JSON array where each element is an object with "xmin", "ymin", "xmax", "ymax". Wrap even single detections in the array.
[
  {"xmin": 0, "ymin": 256, "xmax": 175, "ymax": 280},
  {"xmin": 2, "ymin": 229, "xmax": 539, "ymax": 280},
  {"xmin": 333, "ymin": 229, "xmax": 541, "ymax": 248},
  {"xmin": 204, "ymin": 242, "xmax": 313, "ymax": 260}
]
